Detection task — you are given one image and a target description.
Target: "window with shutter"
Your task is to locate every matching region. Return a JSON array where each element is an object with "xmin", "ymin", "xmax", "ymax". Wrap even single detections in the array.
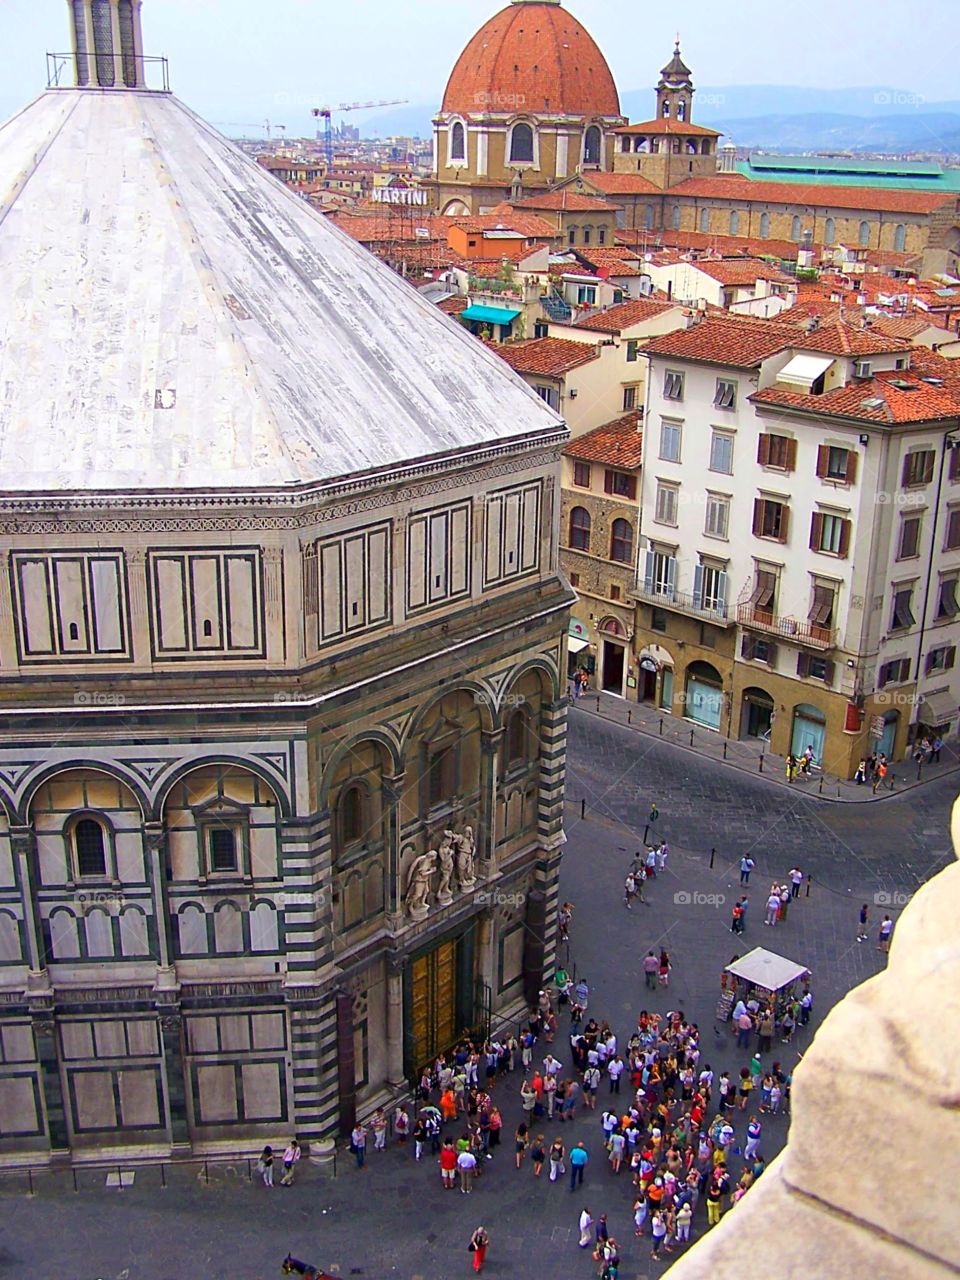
[
  {"xmin": 796, "ymin": 652, "xmax": 810, "ymax": 678},
  {"xmin": 926, "ymin": 645, "xmax": 957, "ymax": 673},
  {"xmin": 755, "ymin": 499, "xmax": 788, "ymax": 541},
  {"xmin": 891, "ymin": 588, "xmax": 916, "ymax": 630},
  {"xmin": 809, "ymin": 511, "xmax": 824, "ymax": 551},
  {"xmin": 573, "ymin": 461, "xmax": 591, "ymax": 488},
  {"xmin": 569, "ymin": 506, "xmax": 591, "ymax": 551},
  {"xmin": 655, "ymin": 484, "xmax": 679, "ymax": 525},
  {"xmin": 808, "ymin": 584, "xmax": 835, "ymax": 627},
  {"xmin": 663, "ymin": 370, "xmax": 684, "ymax": 401},
  {"xmin": 714, "ymin": 379, "xmax": 737, "ymax": 410},
  {"xmin": 759, "ymin": 434, "xmax": 794, "ymax": 470},
  {"xmin": 605, "ymin": 470, "xmax": 636, "ymax": 499},
  {"xmin": 741, "ymin": 634, "xmax": 755, "ymax": 660},
  {"xmin": 945, "ymin": 508, "xmax": 960, "ymax": 551},
  {"xmin": 710, "ymin": 432, "xmax": 734, "ymax": 474},
  {"xmin": 937, "ymin": 576, "xmax": 959, "ymax": 619},
  {"xmin": 950, "ymin": 447, "xmax": 960, "ymax": 482},
  {"xmin": 705, "ymin": 494, "xmax": 730, "ymax": 539},
  {"xmin": 626, "ymin": 340, "xmax": 639, "ymax": 363},
  {"xmin": 902, "ymin": 450, "xmax": 935, "ymax": 487},
  {"xmin": 898, "ymin": 516, "xmax": 922, "ymax": 560},
  {"xmin": 610, "ymin": 518, "xmax": 634, "ymax": 563},
  {"xmin": 749, "ymin": 569, "xmax": 777, "ymax": 612},
  {"xmin": 659, "ymin": 420, "xmax": 682, "ymax": 462}
]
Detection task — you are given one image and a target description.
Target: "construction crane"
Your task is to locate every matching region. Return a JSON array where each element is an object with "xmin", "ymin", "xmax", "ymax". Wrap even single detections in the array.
[
  {"xmin": 312, "ymin": 99, "xmax": 408, "ymax": 169},
  {"xmin": 212, "ymin": 120, "xmax": 285, "ymax": 140}
]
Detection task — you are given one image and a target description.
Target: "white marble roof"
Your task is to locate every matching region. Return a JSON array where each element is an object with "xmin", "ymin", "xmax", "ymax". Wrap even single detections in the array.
[{"xmin": 0, "ymin": 91, "xmax": 562, "ymax": 493}]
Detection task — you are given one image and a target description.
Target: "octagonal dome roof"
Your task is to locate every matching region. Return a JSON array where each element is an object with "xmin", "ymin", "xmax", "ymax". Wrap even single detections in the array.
[
  {"xmin": 441, "ymin": 1, "xmax": 621, "ymax": 120},
  {"xmin": 0, "ymin": 89, "xmax": 562, "ymax": 495}
]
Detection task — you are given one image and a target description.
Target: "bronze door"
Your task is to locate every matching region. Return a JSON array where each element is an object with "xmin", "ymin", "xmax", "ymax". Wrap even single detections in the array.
[{"xmin": 410, "ymin": 938, "xmax": 458, "ymax": 1071}]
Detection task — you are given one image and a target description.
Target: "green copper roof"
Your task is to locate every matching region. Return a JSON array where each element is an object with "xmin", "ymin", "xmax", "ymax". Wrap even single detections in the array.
[{"xmin": 736, "ymin": 156, "xmax": 960, "ymax": 191}]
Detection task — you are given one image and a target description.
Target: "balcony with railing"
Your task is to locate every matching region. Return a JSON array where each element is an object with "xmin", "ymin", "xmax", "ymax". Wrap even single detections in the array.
[
  {"xmin": 633, "ymin": 580, "xmax": 735, "ymax": 627},
  {"xmin": 737, "ymin": 603, "xmax": 837, "ymax": 650}
]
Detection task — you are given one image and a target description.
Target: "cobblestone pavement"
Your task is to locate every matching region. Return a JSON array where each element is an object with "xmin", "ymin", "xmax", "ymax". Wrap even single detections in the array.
[{"xmin": 2, "ymin": 709, "xmax": 956, "ymax": 1280}]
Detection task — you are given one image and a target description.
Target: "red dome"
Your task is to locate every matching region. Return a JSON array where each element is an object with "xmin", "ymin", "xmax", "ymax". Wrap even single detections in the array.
[{"xmin": 441, "ymin": 1, "xmax": 621, "ymax": 119}]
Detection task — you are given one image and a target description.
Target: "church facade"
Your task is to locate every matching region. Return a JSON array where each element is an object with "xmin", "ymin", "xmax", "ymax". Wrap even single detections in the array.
[{"xmin": 0, "ymin": 2, "xmax": 571, "ymax": 1160}]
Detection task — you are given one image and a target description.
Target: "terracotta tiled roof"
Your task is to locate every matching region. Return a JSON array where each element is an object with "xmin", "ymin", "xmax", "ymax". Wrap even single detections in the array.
[
  {"xmin": 654, "ymin": 229, "xmax": 805, "ymax": 260},
  {"xmin": 614, "ymin": 118, "xmax": 722, "ymax": 137},
  {"xmin": 793, "ymin": 319, "xmax": 912, "ymax": 356},
  {"xmin": 575, "ymin": 248, "xmax": 645, "ymax": 277},
  {"xmin": 667, "ymin": 175, "xmax": 958, "ymax": 215},
  {"xmin": 492, "ymin": 336, "xmax": 600, "ymax": 377},
  {"xmin": 440, "ymin": 2, "xmax": 622, "ymax": 118},
  {"xmin": 573, "ymin": 297, "xmax": 679, "ymax": 333},
  {"xmin": 588, "ymin": 172, "xmax": 666, "ymax": 196},
  {"xmin": 868, "ymin": 313, "xmax": 949, "ymax": 339},
  {"xmin": 451, "ymin": 211, "xmax": 559, "ymax": 239},
  {"xmin": 436, "ymin": 295, "xmax": 469, "ymax": 316},
  {"xmin": 643, "ymin": 316, "xmax": 793, "ymax": 367},
  {"xmin": 564, "ymin": 410, "xmax": 644, "ymax": 468},
  {"xmin": 774, "ymin": 300, "xmax": 848, "ymax": 327},
  {"xmin": 752, "ymin": 372, "xmax": 960, "ymax": 424},
  {"xmin": 511, "ymin": 191, "xmax": 622, "ymax": 212},
  {"xmin": 462, "ymin": 242, "xmax": 552, "ymax": 270},
  {"xmin": 691, "ymin": 257, "xmax": 795, "ymax": 286},
  {"xmin": 329, "ymin": 212, "xmax": 449, "ymax": 243}
]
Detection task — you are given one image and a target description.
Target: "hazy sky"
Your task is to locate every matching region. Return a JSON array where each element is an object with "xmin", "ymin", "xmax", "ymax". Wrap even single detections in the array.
[{"xmin": 4, "ymin": 0, "xmax": 958, "ymax": 132}]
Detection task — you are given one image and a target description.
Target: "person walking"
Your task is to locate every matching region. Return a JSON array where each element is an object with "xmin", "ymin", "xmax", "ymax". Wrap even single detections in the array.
[
  {"xmin": 643, "ymin": 951, "xmax": 659, "ymax": 990},
  {"xmin": 658, "ymin": 949, "xmax": 671, "ymax": 987},
  {"xmin": 439, "ymin": 1139, "xmax": 457, "ymax": 1190},
  {"xmin": 350, "ymin": 1123, "xmax": 366, "ymax": 1169},
  {"xmin": 548, "ymin": 1136, "xmax": 565, "ymax": 1183},
  {"xmin": 932, "ymin": 735, "xmax": 943, "ymax": 763},
  {"xmin": 744, "ymin": 1116, "xmax": 761, "ymax": 1162},
  {"xmin": 279, "ymin": 1137, "xmax": 301, "ymax": 1186},
  {"xmin": 730, "ymin": 900, "xmax": 743, "ymax": 934},
  {"xmin": 578, "ymin": 1207, "xmax": 594, "ymax": 1248},
  {"xmin": 607, "ymin": 1055, "xmax": 624, "ymax": 1094},
  {"xmin": 257, "ymin": 1144, "xmax": 274, "ymax": 1188},
  {"xmin": 531, "ymin": 1134, "xmax": 547, "ymax": 1178},
  {"xmin": 764, "ymin": 889, "xmax": 781, "ymax": 927},
  {"xmin": 785, "ymin": 753, "xmax": 797, "ymax": 783},
  {"xmin": 457, "ymin": 1146, "xmax": 477, "ymax": 1194},
  {"xmin": 789, "ymin": 867, "xmax": 803, "ymax": 899},
  {"xmin": 624, "ymin": 872, "xmax": 637, "ymax": 910},
  {"xmin": 469, "ymin": 1226, "xmax": 489, "ymax": 1273},
  {"xmin": 739, "ymin": 856, "xmax": 755, "ymax": 885},
  {"xmin": 569, "ymin": 1141, "xmax": 589, "ymax": 1190},
  {"xmin": 857, "ymin": 903, "xmax": 869, "ymax": 942},
  {"xmin": 514, "ymin": 1122, "xmax": 529, "ymax": 1170},
  {"xmin": 878, "ymin": 914, "xmax": 894, "ymax": 952}
]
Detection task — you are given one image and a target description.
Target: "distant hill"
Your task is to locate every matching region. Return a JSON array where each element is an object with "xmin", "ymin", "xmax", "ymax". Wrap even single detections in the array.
[{"xmin": 357, "ymin": 86, "xmax": 960, "ymax": 155}]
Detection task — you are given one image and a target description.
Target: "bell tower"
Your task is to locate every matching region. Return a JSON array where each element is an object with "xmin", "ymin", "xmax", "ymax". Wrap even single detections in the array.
[
  {"xmin": 656, "ymin": 39, "xmax": 694, "ymax": 123},
  {"xmin": 68, "ymin": 0, "xmax": 145, "ymax": 88}
]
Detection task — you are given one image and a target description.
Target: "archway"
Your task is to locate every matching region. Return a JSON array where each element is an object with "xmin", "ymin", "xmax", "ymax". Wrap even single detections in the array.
[
  {"xmin": 598, "ymin": 617, "xmax": 628, "ymax": 698},
  {"xmin": 740, "ymin": 686, "xmax": 775, "ymax": 741},
  {"xmin": 791, "ymin": 703, "xmax": 827, "ymax": 762},
  {"xmin": 441, "ymin": 199, "xmax": 470, "ymax": 217},
  {"xmin": 685, "ymin": 660, "xmax": 724, "ymax": 730}
]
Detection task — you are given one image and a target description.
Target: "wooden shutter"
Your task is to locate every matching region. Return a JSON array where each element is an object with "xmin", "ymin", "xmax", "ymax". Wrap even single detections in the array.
[
  {"xmin": 741, "ymin": 634, "xmax": 755, "ymax": 660},
  {"xmin": 947, "ymin": 646, "xmax": 957, "ymax": 670},
  {"xmin": 785, "ymin": 438, "xmax": 798, "ymax": 472},
  {"xmin": 822, "ymin": 660, "xmax": 836, "ymax": 683},
  {"xmin": 757, "ymin": 434, "xmax": 771, "ymax": 466},
  {"xmin": 779, "ymin": 506, "xmax": 790, "ymax": 542},
  {"xmin": 838, "ymin": 519, "xmax": 851, "ymax": 558},
  {"xmin": 926, "ymin": 651, "xmax": 936, "ymax": 675},
  {"xmin": 878, "ymin": 662, "xmax": 889, "ymax": 687},
  {"xmin": 901, "ymin": 455, "xmax": 912, "ymax": 486},
  {"xmin": 766, "ymin": 641, "xmax": 778, "ymax": 665},
  {"xmin": 923, "ymin": 453, "xmax": 934, "ymax": 484},
  {"xmin": 809, "ymin": 511, "xmax": 824, "ymax": 551},
  {"xmin": 844, "ymin": 452, "xmax": 858, "ymax": 484},
  {"xmin": 604, "ymin": 470, "xmax": 614, "ymax": 495},
  {"xmin": 625, "ymin": 475, "xmax": 637, "ymax": 501},
  {"xmin": 692, "ymin": 564, "xmax": 704, "ymax": 611},
  {"xmin": 752, "ymin": 499, "xmax": 764, "ymax": 536},
  {"xmin": 816, "ymin": 445, "xmax": 829, "ymax": 479},
  {"xmin": 796, "ymin": 652, "xmax": 810, "ymax": 678}
]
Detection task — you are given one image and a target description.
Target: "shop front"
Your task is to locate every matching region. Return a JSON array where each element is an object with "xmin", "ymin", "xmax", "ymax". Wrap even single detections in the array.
[{"xmin": 684, "ymin": 660, "xmax": 724, "ymax": 731}]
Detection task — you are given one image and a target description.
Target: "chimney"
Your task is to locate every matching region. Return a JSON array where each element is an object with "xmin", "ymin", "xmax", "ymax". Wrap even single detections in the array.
[{"xmin": 68, "ymin": 0, "xmax": 145, "ymax": 89}]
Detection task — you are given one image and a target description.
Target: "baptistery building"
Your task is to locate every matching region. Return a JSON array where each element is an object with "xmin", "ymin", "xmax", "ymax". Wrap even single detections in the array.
[
  {"xmin": 0, "ymin": 1, "xmax": 571, "ymax": 1160},
  {"xmin": 430, "ymin": 0, "xmax": 626, "ymax": 215}
]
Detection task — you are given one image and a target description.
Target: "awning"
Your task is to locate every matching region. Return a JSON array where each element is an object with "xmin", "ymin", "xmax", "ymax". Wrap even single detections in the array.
[
  {"xmin": 461, "ymin": 304, "xmax": 521, "ymax": 324},
  {"xmin": 776, "ymin": 353, "xmax": 834, "ymax": 390},
  {"xmin": 568, "ymin": 636, "xmax": 590, "ymax": 654},
  {"xmin": 918, "ymin": 691, "xmax": 957, "ymax": 725},
  {"xmin": 724, "ymin": 947, "xmax": 810, "ymax": 993}
]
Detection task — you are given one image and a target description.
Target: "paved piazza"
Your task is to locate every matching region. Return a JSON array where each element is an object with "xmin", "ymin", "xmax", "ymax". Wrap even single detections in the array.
[{"xmin": 3, "ymin": 707, "xmax": 956, "ymax": 1280}]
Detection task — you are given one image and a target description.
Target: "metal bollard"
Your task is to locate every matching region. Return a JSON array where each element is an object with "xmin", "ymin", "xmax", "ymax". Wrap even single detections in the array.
[
  {"xmin": 722, "ymin": 741, "xmax": 727, "ymax": 760},
  {"xmin": 759, "ymin": 755, "xmax": 763, "ymax": 773},
  {"xmin": 806, "ymin": 875, "xmax": 812, "ymax": 897},
  {"xmin": 580, "ymin": 798, "xmax": 586, "ymax": 820},
  {"xmin": 597, "ymin": 696, "xmax": 601, "ymax": 712},
  {"xmin": 643, "ymin": 824, "xmax": 649, "ymax": 844},
  {"xmin": 161, "ymin": 1163, "xmax": 166, "ymax": 1189},
  {"xmin": 659, "ymin": 718, "xmax": 664, "ymax": 736},
  {"xmin": 709, "ymin": 847, "xmax": 715, "ymax": 869},
  {"xmin": 917, "ymin": 763, "xmax": 923, "ymax": 782},
  {"xmin": 117, "ymin": 1164, "xmax": 123, "ymax": 1192},
  {"xmin": 818, "ymin": 776, "xmax": 823, "ymax": 794},
  {"xmin": 27, "ymin": 1169, "xmax": 33, "ymax": 1197},
  {"xmin": 689, "ymin": 729, "xmax": 694, "ymax": 747},
  {"xmin": 627, "ymin": 709, "xmax": 632, "ymax": 725}
]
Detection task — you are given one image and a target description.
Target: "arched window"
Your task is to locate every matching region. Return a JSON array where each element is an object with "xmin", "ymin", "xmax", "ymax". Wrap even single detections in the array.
[
  {"xmin": 894, "ymin": 223, "xmax": 906, "ymax": 252},
  {"xmin": 677, "ymin": 99, "xmax": 686, "ymax": 122},
  {"xmin": 729, "ymin": 209, "xmax": 740, "ymax": 236},
  {"xmin": 582, "ymin": 225, "xmax": 592, "ymax": 245},
  {"xmin": 610, "ymin": 518, "xmax": 634, "ymax": 563},
  {"xmin": 450, "ymin": 121, "xmax": 465, "ymax": 161},
  {"xmin": 662, "ymin": 99, "xmax": 671, "ymax": 118},
  {"xmin": 339, "ymin": 783, "xmax": 366, "ymax": 847},
  {"xmin": 583, "ymin": 125, "xmax": 601, "ymax": 166},
  {"xmin": 671, "ymin": 205, "xmax": 681, "ymax": 230},
  {"xmin": 699, "ymin": 207, "xmax": 710, "ymax": 233},
  {"xmin": 700, "ymin": 139, "xmax": 711, "ymax": 155},
  {"xmin": 791, "ymin": 215, "xmax": 802, "ymax": 241},
  {"xmin": 74, "ymin": 818, "xmax": 107, "ymax": 878},
  {"xmin": 759, "ymin": 212, "xmax": 770, "ymax": 238},
  {"xmin": 507, "ymin": 708, "xmax": 529, "ymax": 763},
  {"xmin": 509, "ymin": 122, "xmax": 534, "ymax": 164},
  {"xmin": 858, "ymin": 220, "xmax": 870, "ymax": 247},
  {"xmin": 643, "ymin": 205, "xmax": 654, "ymax": 231},
  {"xmin": 824, "ymin": 217, "xmax": 835, "ymax": 245},
  {"xmin": 621, "ymin": 135, "xmax": 631, "ymax": 154},
  {"xmin": 569, "ymin": 506, "xmax": 591, "ymax": 551}
]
